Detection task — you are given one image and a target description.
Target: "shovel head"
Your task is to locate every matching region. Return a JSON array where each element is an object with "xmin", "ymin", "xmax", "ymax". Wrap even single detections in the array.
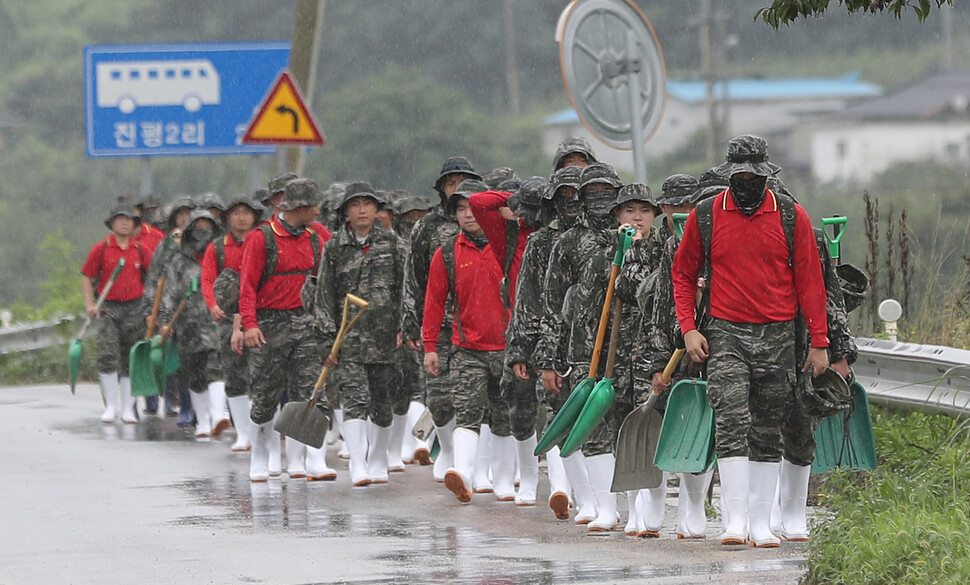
[
  {"xmin": 654, "ymin": 379, "xmax": 715, "ymax": 474},
  {"xmin": 274, "ymin": 401, "xmax": 330, "ymax": 450},
  {"xmin": 411, "ymin": 407, "xmax": 434, "ymax": 442},
  {"xmin": 612, "ymin": 401, "xmax": 664, "ymax": 492},
  {"xmin": 811, "ymin": 381, "xmax": 877, "ymax": 474},
  {"xmin": 535, "ymin": 376, "xmax": 596, "ymax": 456},
  {"xmin": 129, "ymin": 339, "xmax": 160, "ymax": 397},
  {"xmin": 560, "ymin": 378, "xmax": 616, "ymax": 457},
  {"xmin": 68, "ymin": 339, "xmax": 83, "ymax": 395}
]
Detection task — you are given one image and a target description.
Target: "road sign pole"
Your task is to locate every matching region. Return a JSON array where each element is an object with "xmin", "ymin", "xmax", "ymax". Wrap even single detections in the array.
[
  {"xmin": 626, "ymin": 30, "xmax": 647, "ymax": 185},
  {"xmin": 140, "ymin": 158, "xmax": 153, "ymax": 196},
  {"xmin": 284, "ymin": 0, "xmax": 326, "ymax": 175}
]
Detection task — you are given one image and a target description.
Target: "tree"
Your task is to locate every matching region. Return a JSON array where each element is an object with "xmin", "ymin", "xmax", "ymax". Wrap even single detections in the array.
[{"xmin": 757, "ymin": 0, "xmax": 953, "ymax": 28}]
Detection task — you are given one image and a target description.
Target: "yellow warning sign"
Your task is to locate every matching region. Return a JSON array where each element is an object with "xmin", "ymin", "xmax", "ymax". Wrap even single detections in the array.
[{"xmin": 242, "ymin": 70, "xmax": 325, "ymax": 146}]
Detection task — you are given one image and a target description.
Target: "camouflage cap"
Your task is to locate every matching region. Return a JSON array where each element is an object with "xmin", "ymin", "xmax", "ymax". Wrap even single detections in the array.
[
  {"xmin": 433, "ymin": 156, "xmax": 482, "ymax": 192},
  {"xmin": 714, "ymin": 134, "xmax": 782, "ymax": 178},
  {"xmin": 396, "ymin": 195, "xmax": 435, "ymax": 216},
  {"xmin": 166, "ymin": 195, "xmax": 198, "ymax": 229},
  {"xmin": 104, "ymin": 200, "xmax": 141, "ymax": 229},
  {"xmin": 545, "ymin": 165, "xmax": 583, "ymax": 200},
  {"xmin": 226, "ymin": 194, "xmax": 265, "ymax": 221},
  {"xmin": 613, "ymin": 183, "xmax": 660, "ymax": 215},
  {"xmin": 802, "ymin": 367, "xmax": 852, "ymax": 418},
  {"xmin": 553, "ymin": 136, "xmax": 598, "ymax": 170},
  {"xmin": 482, "ymin": 167, "xmax": 518, "ymax": 190},
  {"xmin": 135, "ymin": 194, "xmax": 161, "ymax": 210},
  {"xmin": 277, "ymin": 178, "xmax": 321, "ymax": 211},
  {"xmin": 183, "ymin": 209, "xmax": 223, "ymax": 238},
  {"xmin": 268, "ymin": 171, "xmax": 299, "ymax": 195},
  {"xmin": 339, "ymin": 181, "xmax": 386, "ymax": 210},
  {"xmin": 836, "ymin": 263, "xmax": 869, "ymax": 313},
  {"xmin": 657, "ymin": 174, "xmax": 698, "ymax": 206},
  {"xmin": 579, "ymin": 162, "xmax": 622, "ymax": 191},
  {"xmin": 446, "ymin": 178, "xmax": 488, "ymax": 214},
  {"xmin": 198, "ymin": 191, "xmax": 226, "ymax": 212},
  {"xmin": 507, "ymin": 176, "xmax": 548, "ymax": 223},
  {"xmin": 691, "ymin": 167, "xmax": 730, "ymax": 204},
  {"xmin": 254, "ymin": 187, "xmax": 271, "ymax": 206}
]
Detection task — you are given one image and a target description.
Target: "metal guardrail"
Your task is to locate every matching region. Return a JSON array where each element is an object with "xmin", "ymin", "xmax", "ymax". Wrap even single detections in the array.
[
  {"xmin": 0, "ymin": 315, "xmax": 82, "ymax": 356},
  {"xmin": 853, "ymin": 337, "xmax": 970, "ymax": 418}
]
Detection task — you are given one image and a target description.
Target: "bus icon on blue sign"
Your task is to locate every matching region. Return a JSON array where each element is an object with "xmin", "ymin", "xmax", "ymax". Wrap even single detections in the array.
[{"xmin": 97, "ymin": 60, "xmax": 221, "ymax": 114}]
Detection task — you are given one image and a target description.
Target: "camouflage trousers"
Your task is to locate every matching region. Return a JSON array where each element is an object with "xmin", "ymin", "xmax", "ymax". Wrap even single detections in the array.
[
  {"xmin": 449, "ymin": 348, "xmax": 512, "ymax": 437},
  {"xmin": 248, "ymin": 308, "xmax": 323, "ymax": 425},
  {"xmin": 216, "ymin": 320, "xmax": 249, "ymax": 398},
  {"xmin": 782, "ymin": 375, "xmax": 819, "ymax": 467},
  {"xmin": 175, "ymin": 349, "xmax": 220, "ymax": 394},
  {"xmin": 330, "ymin": 361, "xmax": 400, "ymax": 427},
  {"xmin": 396, "ymin": 345, "xmax": 425, "ymax": 414},
  {"xmin": 426, "ymin": 336, "xmax": 456, "ymax": 428},
  {"xmin": 504, "ymin": 366, "xmax": 539, "ymax": 441},
  {"xmin": 96, "ymin": 300, "xmax": 143, "ymax": 375},
  {"xmin": 706, "ymin": 318, "xmax": 796, "ymax": 462}
]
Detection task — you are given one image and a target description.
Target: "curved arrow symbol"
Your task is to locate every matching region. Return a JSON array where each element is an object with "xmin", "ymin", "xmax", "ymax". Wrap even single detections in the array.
[{"xmin": 276, "ymin": 105, "xmax": 299, "ymax": 134}]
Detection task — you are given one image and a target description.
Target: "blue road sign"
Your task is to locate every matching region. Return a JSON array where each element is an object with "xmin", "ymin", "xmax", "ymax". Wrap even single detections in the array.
[{"xmin": 84, "ymin": 42, "xmax": 291, "ymax": 158}]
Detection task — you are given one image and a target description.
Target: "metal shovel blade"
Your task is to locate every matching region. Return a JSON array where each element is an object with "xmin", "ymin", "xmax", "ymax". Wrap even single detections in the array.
[
  {"xmin": 653, "ymin": 379, "xmax": 715, "ymax": 474},
  {"xmin": 411, "ymin": 407, "xmax": 434, "ymax": 442},
  {"xmin": 611, "ymin": 397, "xmax": 664, "ymax": 492},
  {"xmin": 68, "ymin": 339, "xmax": 83, "ymax": 395},
  {"xmin": 811, "ymin": 381, "xmax": 877, "ymax": 474},
  {"xmin": 128, "ymin": 339, "xmax": 160, "ymax": 397},
  {"xmin": 274, "ymin": 401, "xmax": 330, "ymax": 450}
]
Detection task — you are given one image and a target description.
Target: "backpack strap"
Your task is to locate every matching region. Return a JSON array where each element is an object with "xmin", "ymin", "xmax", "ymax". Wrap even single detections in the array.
[
  {"xmin": 214, "ymin": 236, "xmax": 226, "ymax": 272},
  {"xmin": 500, "ymin": 219, "xmax": 520, "ymax": 310},
  {"xmin": 775, "ymin": 190, "xmax": 797, "ymax": 266},
  {"xmin": 257, "ymin": 224, "xmax": 322, "ymax": 292},
  {"xmin": 440, "ymin": 235, "xmax": 467, "ymax": 344}
]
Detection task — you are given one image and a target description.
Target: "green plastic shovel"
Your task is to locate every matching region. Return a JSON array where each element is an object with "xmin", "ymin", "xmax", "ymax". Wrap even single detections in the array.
[
  {"xmin": 129, "ymin": 276, "xmax": 165, "ymax": 397},
  {"xmin": 653, "ymin": 377, "xmax": 716, "ymax": 474},
  {"xmin": 69, "ymin": 259, "xmax": 125, "ymax": 394},
  {"xmin": 534, "ymin": 227, "xmax": 635, "ymax": 456},
  {"xmin": 811, "ymin": 381, "xmax": 877, "ymax": 474},
  {"xmin": 821, "ymin": 216, "xmax": 848, "ymax": 263}
]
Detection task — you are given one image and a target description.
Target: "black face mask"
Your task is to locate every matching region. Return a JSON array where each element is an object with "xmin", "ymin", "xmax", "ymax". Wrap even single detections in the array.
[
  {"xmin": 554, "ymin": 196, "xmax": 582, "ymax": 228},
  {"xmin": 184, "ymin": 229, "xmax": 214, "ymax": 255},
  {"xmin": 730, "ymin": 175, "xmax": 768, "ymax": 216},
  {"xmin": 395, "ymin": 219, "xmax": 418, "ymax": 240}
]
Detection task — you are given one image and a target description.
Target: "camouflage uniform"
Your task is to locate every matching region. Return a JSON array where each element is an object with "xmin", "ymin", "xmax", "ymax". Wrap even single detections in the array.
[
  {"xmin": 451, "ymin": 348, "xmax": 510, "ymax": 435},
  {"xmin": 314, "ymin": 220, "xmax": 407, "ymax": 428},
  {"xmin": 96, "ymin": 301, "xmax": 143, "ymax": 375}
]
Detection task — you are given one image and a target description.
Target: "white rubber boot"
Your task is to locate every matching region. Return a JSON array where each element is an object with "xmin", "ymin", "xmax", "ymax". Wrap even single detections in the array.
[
  {"xmin": 432, "ymin": 418, "xmax": 457, "ymax": 483},
  {"xmin": 624, "ymin": 490, "xmax": 641, "ymax": 536},
  {"xmin": 639, "ymin": 471, "xmax": 669, "ymax": 537},
  {"xmin": 120, "ymin": 377, "xmax": 138, "ymax": 424},
  {"xmin": 717, "ymin": 457, "xmax": 749, "ymax": 545},
  {"xmin": 189, "ymin": 390, "xmax": 211, "ymax": 439},
  {"xmin": 405, "ymin": 402, "xmax": 431, "ymax": 465},
  {"xmin": 334, "ymin": 409, "xmax": 350, "ymax": 460},
  {"xmin": 586, "ymin": 453, "xmax": 619, "ymax": 532},
  {"xmin": 677, "ymin": 471, "xmax": 712, "ymax": 539},
  {"xmin": 98, "ymin": 372, "xmax": 120, "ymax": 423},
  {"xmin": 514, "ymin": 434, "xmax": 539, "ymax": 506},
  {"xmin": 268, "ymin": 411, "xmax": 282, "ymax": 477},
  {"xmin": 207, "ymin": 381, "xmax": 231, "ymax": 436},
  {"xmin": 227, "ymin": 395, "xmax": 253, "ymax": 452},
  {"xmin": 285, "ymin": 437, "xmax": 307, "ymax": 479},
  {"xmin": 343, "ymin": 419, "xmax": 371, "ymax": 487},
  {"xmin": 250, "ymin": 421, "xmax": 272, "ymax": 482},
  {"xmin": 472, "ymin": 424, "xmax": 494, "ymax": 493},
  {"xmin": 777, "ymin": 459, "xmax": 812, "ymax": 541},
  {"xmin": 367, "ymin": 421, "xmax": 392, "ymax": 484},
  {"xmin": 445, "ymin": 428, "xmax": 478, "ymax": 503},
  {"xmin": 306, "ymin": 444, "xmax": 337, "ymax": 481},
  {"xmin": 387, "ymin": 414, "xmax": 408, "ymax": 473},
  {"xmin": 749, "ymin": 461, "xmax": 782, "ymax": 547},
  {"xmin": 491, "ymin": 434, "xmax": 517, "ymax": 502},
  {"xmin": 562, "ymin": 451, "xmax": 597, "ymax": 524},
  {"xmin": 546, "ymin": 446, "xmax": 571, "ymax": 520}
]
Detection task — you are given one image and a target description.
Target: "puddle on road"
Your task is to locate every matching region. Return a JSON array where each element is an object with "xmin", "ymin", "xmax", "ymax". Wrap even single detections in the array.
[{"xmin": 55, "ymin": 413, "xmax": 212, "ymax": 442}]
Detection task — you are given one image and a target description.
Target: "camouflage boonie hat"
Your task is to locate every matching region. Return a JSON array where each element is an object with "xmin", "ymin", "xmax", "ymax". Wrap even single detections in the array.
[
  {"xmin": 254, "ymin": 188, "xmax": 271, "ymax": 206},
  {"xmin": 579, "ymin": 162, "xmax": 622, "ymax": 191},
  {"xmin": 613, "ymin": 183, "xmax": 660, "ymax": 215},
  {"xmin": 183, "ymin": 209, "xmax": 223, "ymax": 238},
  {"xmin": 482, "ymin": 167, "xmax": 518, "ymax": 190},
  {"xmin": 225, "ymin": 194, "xmax": 264, "ymax": 222},
  {"xmin": 507, "ymin": 176, "xmax": 548, "ymax": 223},
  {"xmin": 166, "ymin": 195, "xmax": 198, "ymax": 229},
  {"xmin": 339, "ymin": 181, "xmax": 386, "ymax": 210},
  {"xmin": 198, "ymin": 192, "xmax": 226, "ymax": 212},
  {"xmin": 545, "ymin": 166, "xmax": 583, "ymax": 200},
  {"xmin": 714, "ymin": 134, "xmax": 782, "ymax": 178},
  {"xmin": 433, "ymin": 156, "xmax": 482, "ymax": 192},
  {"xmin": 836, "ymin": 263, "xmax": 869, "ymax": 313},
  {"xmin": 135, "ymin": 194, "xmax": 161, "ymax": 211},
  {"xmin": 213, "ymin": 268, "xmax": 240, "ymax": 314},
  {"xmin": 553, "ymin": 136, "xmax": 598, "ymax": 170},
  {"xmin": 692, "ymin": 167, "xmax": 730, "ymax": 203},
  {"xmin": 104, "ymin": 200, "xmax": 141, "ymax": 229},
  {"xmin": 278, "ymin": 178, "xmax": 320, "ymax": 211},
  {"xmin": 801, "ymin": 367, "xmax": 852, "ymax": 418},
  {"xmin": 657, "ymin": 174, "xmax": 698, "ymax": 206},
  {"xmin": 268, "ymin": 171, "xmax": 299, "ymax": 195},
  {"xmin": 446, "ymin": 178, "xmax": 488, "ymax": 214},
  {"xmin": 396, "ymin": 195, "xmax": 435, "ymax": 216}
]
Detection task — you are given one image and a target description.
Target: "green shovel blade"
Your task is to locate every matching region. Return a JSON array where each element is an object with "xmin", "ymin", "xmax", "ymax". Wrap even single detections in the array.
[
  {"xmin": 68, "ymin": 339, "xmax": 83, "ymax": 395},
  {"xmin": 654, "ymin": 379, "xmax": 715, "ymax": 474},
  {"xmin": 129, "ymin": 339, "xmax": 160, "ymax": 397},
  {"xmin": 162, "ymin": 339, "xmax": 180, "ymax": 376},
  {"xmin": 534, "ymin": 376, "xmax": 596, "ymax": 456},
  {"xmin": 811, "ymin": 381, "xmax": 877, "ymax": 474},
  {"xmin": 559, "ymin": 378, "xmax": 616, "ymax": 457}
]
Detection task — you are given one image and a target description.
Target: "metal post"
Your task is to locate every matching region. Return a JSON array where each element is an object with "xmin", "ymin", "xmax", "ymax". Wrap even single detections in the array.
[
  {"xmin": 625, "ymin": 30, "xmax": 647, "ymax": 184},
  {"xmin": 283, "ymin": 0, "xmax": 326, "ymax": 175},
  {"xmin": 250, "ymin": 155, "xmax": 265, "ymax": 194},
  {"xmin": 140, "ymin": 158, "xmax": 153, "ymax": 196}
]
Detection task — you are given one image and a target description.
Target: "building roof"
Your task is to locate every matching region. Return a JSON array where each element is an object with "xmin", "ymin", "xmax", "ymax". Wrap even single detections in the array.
[
  {"xmin": 836, "ymin": 71, "xmax": 970, "ymax": 121},
  {"xmin": 545, "ymin": 72, "xmax": 882, "ymax": 125}
]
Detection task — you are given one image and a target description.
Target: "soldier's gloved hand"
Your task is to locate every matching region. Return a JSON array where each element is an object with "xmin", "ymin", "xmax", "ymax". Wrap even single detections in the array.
[
  {"xmin": 512, "ymin": 362, "xmax": 531, "ymax": 380},
  {"xmin": 541, "ymin": 369, "xmax": 562, "ymax": 393},
  {"xmin": 802, "ymin": 347, "xmax": 829, "ymax": 378},
  {"xmin": 424, "ymin": 352, "xmax": 440, "ymax": 377},
  {"xmin": 684, "ymin": 329, "xmax": 709, "ymax": 363}
]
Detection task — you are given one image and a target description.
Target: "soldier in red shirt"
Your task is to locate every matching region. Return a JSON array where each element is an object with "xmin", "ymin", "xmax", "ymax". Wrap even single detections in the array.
[{"xmin": 80, "ymin": 201, "xmax": 150, "ymax": 424}]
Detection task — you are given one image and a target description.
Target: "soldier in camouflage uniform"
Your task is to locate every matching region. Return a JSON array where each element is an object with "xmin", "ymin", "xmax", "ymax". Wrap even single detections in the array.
[
  {"xmin": 401, "ymin": 156, "xmax": 482, "ymax": 482},
  {"xmin": 506, "ymin": 166, "xmax": 583, "ymax": 518},
  {"xmin": 158, "ymin": 210, "xmax": 223, "ymax": 440},
  {"xmin": 673, "ymin": 135, "xmax": 829, "ymax": 547},
  {"xmin": 240, "ymin": 179, "xmax": 332, "ymax": 483},
  {"xmin": 552, "ymin": 136, "xmax": 598, "ymax": 170},
  {"xmin": 198, "ymin": 192, "xmax": 227, "ymax": 230},
  {"xmin": 315, "ymin": 182, "xmax": 408, "ymax": 487},
  {"xmin": 534, "ymin": 163, "xmax": 623, "ymax": 530}
]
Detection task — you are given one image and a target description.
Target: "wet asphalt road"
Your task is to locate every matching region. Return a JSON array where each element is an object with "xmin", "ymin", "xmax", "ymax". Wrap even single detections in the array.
[{"xmin": 0, "ymin": 384, "xmax": 807, "ymax": 585}]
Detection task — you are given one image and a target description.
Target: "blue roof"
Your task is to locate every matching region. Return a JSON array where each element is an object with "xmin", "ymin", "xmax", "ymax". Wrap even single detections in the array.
[{"xmin": 546, "ymin": 72, "xmax": 882, "ymax": 125}]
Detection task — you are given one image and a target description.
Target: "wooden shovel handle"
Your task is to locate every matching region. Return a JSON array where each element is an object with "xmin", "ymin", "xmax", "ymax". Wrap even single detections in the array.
[
  {"xmin": 307, "ymin": 294, "xmax": 369, "ymax": 409},
  {"xmin": 589, "ymin": 264, "xmax": 620, "ymax": 378},
  {"xmin": 159, "ymin": 296, "xmax": 189, "ymax": 344},
  {"xmin": 145, "ymin": 276, "xmax": 166, "ymax": 339},
  {"xmin": 602, "ymin": 298, "xmax": 623, "ymax": 379},
  {"xmin": 661, "ymin": 349, "xmax": 686, "ymax": 385}
]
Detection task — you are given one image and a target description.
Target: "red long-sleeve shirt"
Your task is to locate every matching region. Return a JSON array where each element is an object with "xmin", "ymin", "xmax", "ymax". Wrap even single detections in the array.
[
  {"xmin": 135, "ymin": 223, "xmax": 165, "ymax": 259},
  {"xmin": 422, "ymin": 233, "xmax": 508, "ymax": 353},
  {"xmin": 201, "ymin": 233, "xmax": 245, "ymax": 310},
  {"xmin": 80, "ymin": 235, "xmax": 149, "ymax": 301},
  {"xmin": 238, "ymin": 216, "xmax": 326, "ymax": 330},
  {"xmin": 469, "ymin": 190, "xmax": 535, "ymax": 307},
  {"xmin": 672, "ymin": 189, "xmax": 829, "ymax": 348}
]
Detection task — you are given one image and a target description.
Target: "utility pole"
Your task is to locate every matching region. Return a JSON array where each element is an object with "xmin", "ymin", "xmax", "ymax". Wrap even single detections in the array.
[
  {"xmin": 941, "ymin": 3, "xmax": 953, "ymax": 72},
  {"xmin": 283, "ymin": 0, "xmax": 326, "ymax": 175},
  {"xmin": 700, "ymin": 0, "xmax": 719, "ymax": 166},
  {"xmin": 503, "ymin": 0, "xmax": 521, "ymax": 116}
]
